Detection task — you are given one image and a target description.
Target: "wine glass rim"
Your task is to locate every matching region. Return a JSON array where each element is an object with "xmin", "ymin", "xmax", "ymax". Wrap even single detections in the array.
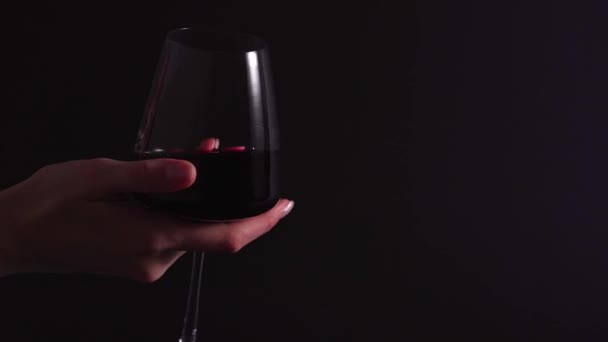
[{"xmin": 167, "ymin": 27, "xmax": 269, "ymax": 53}]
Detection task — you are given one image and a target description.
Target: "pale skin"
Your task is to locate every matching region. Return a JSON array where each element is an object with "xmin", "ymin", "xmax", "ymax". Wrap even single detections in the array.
[{"xmin": 0, "ymin": 157, "xmax": 294, "ymax": 282}]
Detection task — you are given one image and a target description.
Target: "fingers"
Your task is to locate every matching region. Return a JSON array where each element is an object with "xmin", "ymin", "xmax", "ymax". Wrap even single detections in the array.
[
  {"xmin": 85, "ymin": 198, "xmax": 294, "ymax": 254},
  {"xmin": 101, "ymin": 159, "xmax": 197, "ymax": 194},
  {"xmin": 197, "ymin": 137, "xmax": 247, "ymax": 152},
  {"xmin": 25, "ymin": 138, "xmax": 251, "ymax": 203},
  {"xmin": 172, "ymin": 199, "xmax": 295, "ymax": 252},
  {"xmin": 30, "ymin": 158, "xmax": 197, "ymax": 200},
  {"xmin": 197, "ymin": 137, "xmax": 219, "ymax": 152}
]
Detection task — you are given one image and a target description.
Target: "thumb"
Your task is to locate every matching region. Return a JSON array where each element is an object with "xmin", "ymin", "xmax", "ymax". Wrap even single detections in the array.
[{"xmin": 33, "ymin": 158, "xmax": 197, "ymax": 200}]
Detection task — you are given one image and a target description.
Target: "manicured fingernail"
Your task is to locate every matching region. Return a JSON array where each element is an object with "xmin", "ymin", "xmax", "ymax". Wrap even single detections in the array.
[
  {"xmin": 280, "ymin": 200, "xmax": 295, "ymax": 219},
  {"xmin": 165, "ymin": 163, "xmax": 194, "ymax": 182}
]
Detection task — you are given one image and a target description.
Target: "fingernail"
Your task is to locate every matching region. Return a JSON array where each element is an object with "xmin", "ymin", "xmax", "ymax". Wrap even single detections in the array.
[
  {"xmin": 165, "ymin": 163, "xmax": 194, "ymax": 182},
  {"xmin": 280, "ymin": 200, "xmax": 295, "ymax": 219}
]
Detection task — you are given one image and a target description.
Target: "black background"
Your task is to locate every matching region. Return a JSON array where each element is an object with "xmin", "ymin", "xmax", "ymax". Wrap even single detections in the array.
[{"xmin": 3, "ymin": 0, "xmax": 608, "ymax": 341}]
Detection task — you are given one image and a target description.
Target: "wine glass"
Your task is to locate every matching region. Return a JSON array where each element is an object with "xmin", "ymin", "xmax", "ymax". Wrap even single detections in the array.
[{"xmin": 132, "ymin": 28, "xmax": 280, "ymax": 342}]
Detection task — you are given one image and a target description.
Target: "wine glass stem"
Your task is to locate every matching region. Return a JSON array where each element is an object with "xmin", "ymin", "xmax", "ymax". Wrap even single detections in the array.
[{"xmin": 179, "ymin": 251, "xmax": 205, "ymax": 342}]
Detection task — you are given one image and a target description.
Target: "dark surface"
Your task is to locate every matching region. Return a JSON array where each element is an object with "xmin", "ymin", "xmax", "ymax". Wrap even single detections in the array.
[{"xmin": 3, "ymin": 0, "xmax": 608, "ymax": 341}]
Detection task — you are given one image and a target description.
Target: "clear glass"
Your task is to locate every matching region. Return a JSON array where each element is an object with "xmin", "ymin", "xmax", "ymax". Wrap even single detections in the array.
[
  {"xmin": 132, "ymin": 28, "xmax": 280, "ymax": 342},
  {"xmin": 134, "ymin": 28, "xmax": 280, "ymax": 221}
]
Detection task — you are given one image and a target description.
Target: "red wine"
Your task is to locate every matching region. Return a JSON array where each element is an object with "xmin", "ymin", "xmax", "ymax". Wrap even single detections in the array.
[{"xmin": 133, "ymin": 149, "xmax": 279, "ymax": 221}]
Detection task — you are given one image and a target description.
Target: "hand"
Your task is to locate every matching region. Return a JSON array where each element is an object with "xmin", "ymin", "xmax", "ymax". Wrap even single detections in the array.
[{"xmin": 0, "ymin": 158, "xmax": 294, "ymax": 282}]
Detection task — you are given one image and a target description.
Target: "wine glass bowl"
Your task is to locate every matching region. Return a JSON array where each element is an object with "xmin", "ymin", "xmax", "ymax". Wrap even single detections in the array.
[{"xmin": 133, "ymin": 28, "xmax": 280, "ymax": 221}]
